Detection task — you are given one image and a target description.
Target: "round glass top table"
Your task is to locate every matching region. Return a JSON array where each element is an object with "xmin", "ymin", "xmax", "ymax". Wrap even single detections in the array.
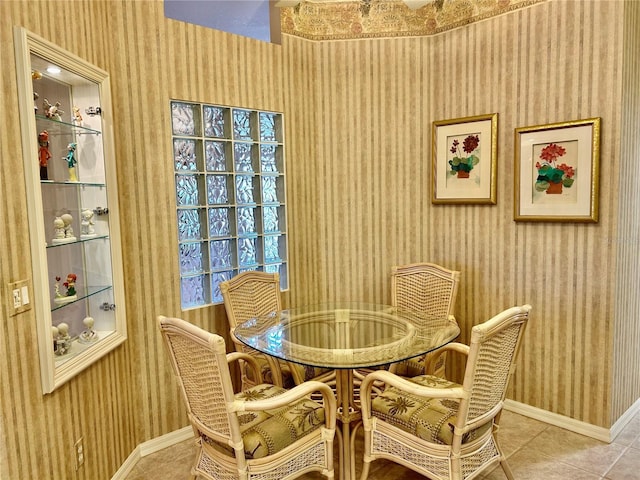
[{"xmin": 234, "ymin": 302, "xmax": 460, "ymax": 480}]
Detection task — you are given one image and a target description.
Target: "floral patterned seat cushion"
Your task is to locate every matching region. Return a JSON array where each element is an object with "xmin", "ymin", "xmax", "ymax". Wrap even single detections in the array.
[
  {"xmin": 205, "ymin": 383, "xmax": 326, "ymax": 459},
  {"xmin": 371, "ymin": 375, "xmax": 490, "ymax": 445}
]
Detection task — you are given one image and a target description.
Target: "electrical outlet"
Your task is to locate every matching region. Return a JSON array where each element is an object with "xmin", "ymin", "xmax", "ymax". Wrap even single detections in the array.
[{"xmin": 74, "ymin": 437, "xmax": 85, "ymax": 470}]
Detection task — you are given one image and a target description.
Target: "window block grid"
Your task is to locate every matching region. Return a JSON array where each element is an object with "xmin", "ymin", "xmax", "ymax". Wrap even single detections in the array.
[{"xmin": 171, "ymin": 101, "xmax": 287, "ymax": 309}]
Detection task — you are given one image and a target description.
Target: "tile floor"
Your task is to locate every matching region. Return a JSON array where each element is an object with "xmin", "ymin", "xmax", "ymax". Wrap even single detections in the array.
[{"xmin": 124, "ymin": 410, "xmax": 640, "ymax": 480}]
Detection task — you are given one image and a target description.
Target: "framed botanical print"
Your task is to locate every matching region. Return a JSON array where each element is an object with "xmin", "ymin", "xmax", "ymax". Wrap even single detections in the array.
[
  {"xmin": 514, "ymin": 118, "xmax": 600, "ymax": 222},
  {"xmin": 432, "ymin": 113, "xmax": 498, "ymax": 204}
]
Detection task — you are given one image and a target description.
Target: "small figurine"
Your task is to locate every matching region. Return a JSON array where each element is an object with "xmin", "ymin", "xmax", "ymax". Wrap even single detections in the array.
[
  {"xmin": 63, "ymin": 273, "xmax": 77, "ymax": 298},
  {"xmin": 72, "ymin": 106, "xmax": 83, "ymax": 126},
  {"xmin": 54, "ymin": 276, "xmax": 62, "ymax": 299},
  {"xmin": 53, "ymin": 273, "xmax": 77, "ymax": 304},
  {"xmin": 33, "ymin": 92, "xmax": 39, "ymax": 113},
  {"xmin": 53, "ymin": 322, "xmax": 72, "ymax": 355},
  {"xmin": 51, "ymin": 325, "xmax": 59, "ymax": 353},
  {"xmin": 43, "ymin": 98, "xmax": 64, "ymax": 121},
  {"xmin": 78, "ymin": 316, "xmax": 98, "ymax": 344},
  {"xmin": 64, "ymin": 142, "xmax": 78, "ymax": 181},
  {"xmin": 60, "ymin": 213, "xmax": 75, "ymax": 240},
  {"xmin": 52, "ymin": 217, "xmax": 65, "ymax": 241},
  {"xmin": 38, "ymin": 130, "xmax": 51, "ymax": 180},
  {"xmin": 80, "ymin": 209, "xmax": 96, "ymax": 237}
]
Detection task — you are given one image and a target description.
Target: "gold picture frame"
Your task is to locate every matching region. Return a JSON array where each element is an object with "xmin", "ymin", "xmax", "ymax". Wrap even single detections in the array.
[
  {"xmin": 432, "ymin": 113, "xmax": 498, "ymax": 204},
  {"xmin": 514, "ymin": 118, "xmax": 600, "ymax": 223}
]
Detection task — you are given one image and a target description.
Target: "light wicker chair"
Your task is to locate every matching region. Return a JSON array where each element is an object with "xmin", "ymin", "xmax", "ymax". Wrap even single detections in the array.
[
  {"xmin": 390, "ymin": 262, "xmax": 461, "ymax": 378},
  {"xmin": 220, "ymin": 271, "xmax": 335, "ymax": 389},
  {"xmin": 359, "ymin": 304, "xmax": 531, "ymax": 480},
  {"xmin": 220, "ymin": 271, "xmax": 291, "ymax": 388},
  {"xmin": 158, "ymin": 315, "xmax": 337, "ymax": 480}
]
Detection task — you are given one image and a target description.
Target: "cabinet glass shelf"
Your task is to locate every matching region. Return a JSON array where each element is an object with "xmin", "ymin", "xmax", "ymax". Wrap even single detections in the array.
[
  {"xmin": 47, "ymin": 234, "xmax": 109, "ymax": 248},
  {"xmin": 51, "ymin": 285, "xmax": 113, "ymax": 311},
  {"xmin": 41, "ymin": 180, "xmax": 107, "ymax": 188},
  {"xmin": 54, "ymin": 330, "xmax": 114, "ymax": 366},
  {"xmin": 35, "ymin": 114, "xmax": 101, "ymax": 136}
]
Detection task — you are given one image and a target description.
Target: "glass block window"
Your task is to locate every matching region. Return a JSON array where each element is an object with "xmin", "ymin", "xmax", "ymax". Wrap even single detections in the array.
[{"xmin": 171, "ymin": 101, "xmax": 288, "ymax": 309}]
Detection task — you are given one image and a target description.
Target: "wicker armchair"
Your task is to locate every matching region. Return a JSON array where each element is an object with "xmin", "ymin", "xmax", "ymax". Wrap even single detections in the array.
[
  {"xmin": 158, "ymin": 315, "xmax": 337, "ymax": 480},
  {"xmin": 390, "ymin": 262, "xmax": 460, "ymax": 378},
  {"xmin": 220, "ymin": 271, "xmax": 291, "ymax": 388},
  {"xmin": 220, "ymin": 271, "xmax": 334, "ymax": 389},
  {"xmin": 358, "ymin": 304, "xmax": 531, "ymax": 480}
]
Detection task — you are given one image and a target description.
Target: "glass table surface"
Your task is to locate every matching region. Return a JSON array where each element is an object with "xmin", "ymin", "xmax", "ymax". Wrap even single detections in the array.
[{"xmin": 233, "ymin": 302, "xmax": 460, "ymax": 370}]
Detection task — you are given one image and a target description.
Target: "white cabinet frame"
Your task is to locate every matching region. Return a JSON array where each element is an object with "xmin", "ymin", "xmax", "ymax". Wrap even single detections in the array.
[{"xmin": 14, "ymin": 26, "xmax": 126, "ymax": 393}]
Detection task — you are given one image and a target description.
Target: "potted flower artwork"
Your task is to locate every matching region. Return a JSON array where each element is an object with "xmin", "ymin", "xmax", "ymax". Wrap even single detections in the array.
[
  {"xmin": 535, "ymin": 143, "xmax": 575, "ymax": 194},
  {"xmin": 448, "ymin": 134, "xmax": 480, "ymax": 178}
]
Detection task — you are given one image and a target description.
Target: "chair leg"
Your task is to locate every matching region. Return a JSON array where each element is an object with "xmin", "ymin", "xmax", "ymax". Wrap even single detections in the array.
[
  {"xmin": 359, "ymin": 461, "xmax": 371, "ymax": 480},
  {"xmin": 358, "ymin": 423, "xmax": 372, "ymax": 480}
]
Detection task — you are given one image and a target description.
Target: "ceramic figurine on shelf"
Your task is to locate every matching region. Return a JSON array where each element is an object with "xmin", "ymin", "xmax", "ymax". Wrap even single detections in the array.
[
  {"xmin": 53, "ymin": 273, "xmax": 77, "ymax": 304},
  {"xmin": 52, "ymin": 213, "xmax": 75, "ymax": 244},
  {"xmin": 53, "ymin": 276, "xmax": 62, "ymax": 300},
  {"xmin": 80, "ymin": 209, "xmax": 96, "ymax": 237},
  {"xmin": 72, "ymin": 106, "xmax": 83, "ymax": 126},
  {"xmin": 38, "ymin": 130, "xmax": 51, "ymax": 180},
  {"xmin": 63, "ymin": 273, "xmax": 77, "ymax": 297},
  {"xmin": 52, "ymin": 217, "xmax": 65, "ymax": 242},
  {"xmin": 60, "ymin": 213, "xmax": 76, "ymax": 241},
  {"xmin": 78, "ymin": 316, "xmax": 98, "ymax": 344},
  {"xmin": 64, "ymin": 142, "xmax": 78, "ymax": 181},
  {"xmin": 43, "ymin": 98, "xmax": 64, "ymax": 121},
  {"xmin": 51, "ymin": 325, "xmax": 59, "ymax": 354},
  {"xmin": 54, "ymin": 322, "xmax": 72, "ymax": 356},
  {"xmin": 32, "ymin": 70, "xmax": 42, "ymax": 113}
]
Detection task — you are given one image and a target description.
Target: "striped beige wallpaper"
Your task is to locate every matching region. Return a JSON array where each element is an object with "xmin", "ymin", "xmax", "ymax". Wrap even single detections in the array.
[
  {"xmin": 0, "ymin": 1, "xmax": 638, "ymax": 479},
  {"xmin": 612, "ymin": 0, "xmax": 640, "ymax": 427}
]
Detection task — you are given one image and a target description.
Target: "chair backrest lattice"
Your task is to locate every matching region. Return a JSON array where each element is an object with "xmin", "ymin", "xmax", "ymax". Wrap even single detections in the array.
[
  {"xmin": 457, "ymin": 306, "xmax": 530, "ymax": 427},
  {"xmin": 159, "ymin": 317, "xmax": 236, "ymax": 441},
  {"xmin": 221, "ymin": 271, "xmax": 282, "ymax": 328},
  {"xmin": 391, "ymin": 262, "xmax": 460, "ymax": 326}
]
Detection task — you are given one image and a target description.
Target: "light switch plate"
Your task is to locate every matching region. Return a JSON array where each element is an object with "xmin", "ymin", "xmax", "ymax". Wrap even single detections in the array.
[{"xmin": 7, "ymin": 279, "xmax": 32, "ymax": 316}]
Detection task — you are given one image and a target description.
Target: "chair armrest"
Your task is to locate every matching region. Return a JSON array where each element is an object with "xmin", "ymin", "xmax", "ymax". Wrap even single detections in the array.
[
  {"xmin": 226, "ymin": 351, "xmax": 263, "ymax": 384},
  {"xmin": 423, "ymin": 341, "xmax": 469, "ymax": 374},
  {"xmin": 231, "ymin": 381, "xmax": 337, "ymax": 428},
  {"xmin": 429, "ymin": 341, "xmax": 469, "ymax": 358}
]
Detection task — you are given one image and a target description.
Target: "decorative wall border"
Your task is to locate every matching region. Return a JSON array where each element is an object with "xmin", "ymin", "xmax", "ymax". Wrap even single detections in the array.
[{"xmin": 280, "ymin": 0, "xmax": 546, "ymax": 41}]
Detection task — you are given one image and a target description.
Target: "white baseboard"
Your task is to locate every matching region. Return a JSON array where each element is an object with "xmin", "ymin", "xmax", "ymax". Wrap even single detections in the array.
[
  {"xmin": 504, "ymin": 398, "xmax": 640, "ymax": 443},
  {"xmin": 111, "ymin": 426, "xmax": 193, "ymax": 480},
  {"xmin": 139, "ymin": 425, "xmax": 194, "ymax": 457},
  {"xmin": 610, "ymin": 397, "xmax": 640, "ymax": 440}
]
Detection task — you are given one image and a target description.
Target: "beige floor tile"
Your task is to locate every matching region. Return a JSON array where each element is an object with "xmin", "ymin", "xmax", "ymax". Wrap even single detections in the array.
[
  {"xmin": 604, "ymin": 446, "xmax": 640, "ymax": 480},
  {"xmin": 524, "ymin": 425, "xmax": 626, "ymax": 476},
  {"xmin": 613, "ymin": 415, "xmax": 640, "ymax": 447},
  {"xmin": 501, "ymin": 448, "xmax": 603, "ymax": 480},
  {"xmin": 495, "ymin": 410, "xmax": 549, "ymax": 457}
]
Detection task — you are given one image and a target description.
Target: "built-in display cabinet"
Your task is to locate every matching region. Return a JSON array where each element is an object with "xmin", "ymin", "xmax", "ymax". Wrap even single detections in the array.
[{"xmin": 14, "ymin": 27, "xmax": 126, "ymax": 393}]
